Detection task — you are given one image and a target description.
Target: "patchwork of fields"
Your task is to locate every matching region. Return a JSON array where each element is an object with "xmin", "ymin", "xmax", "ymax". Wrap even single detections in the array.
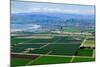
[{"xmin": 11, "ymin": 34, "xmax": 95, "ymax": 66}]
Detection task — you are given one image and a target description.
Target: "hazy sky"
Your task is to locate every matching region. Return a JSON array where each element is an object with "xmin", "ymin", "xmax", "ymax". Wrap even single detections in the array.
[{"xmin": 11, "ymin": 1, "xmax": 95, "ymax": 15}]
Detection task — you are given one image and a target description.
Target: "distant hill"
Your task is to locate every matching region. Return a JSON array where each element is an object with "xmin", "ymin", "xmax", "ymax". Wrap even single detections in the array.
[{"xmin": 11, "ymin": 12, "xmax": 95, "ymax": 33}]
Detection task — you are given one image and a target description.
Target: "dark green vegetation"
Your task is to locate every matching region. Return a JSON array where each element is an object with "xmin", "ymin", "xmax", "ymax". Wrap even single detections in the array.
[
  {"xmin": 29, "ymin": 43, "xmax": 81, "ymax": 55},
  {"xmin": 11, "ymin": 58, "xmax": 32, "ymax": 66},
  {"xmin": 29, "ymin": 56, "xmax": 72, "ymax": 65},
  {"xmin": 24, "ymin": 38, "xmax": 54, "ymax": 43},
  {"xmin": 77, "ymin": 48, "xmax": 93, "ymax": 56},
  {"xmin": 11, "ymin": 36, "xmax": 82, "ymax": 56},
  {"xmin": 11, "ymin": 36, "xmax": 54, "ymax": 45},
  {"xmin": 72, "ymin": 57, "xmax": 95, "ymax": 62},
  {"xmin": 11, "ymin": 43, "xmax": 45, "ymax": 53},
  {"xmin": 11, "ymin": 35, "xmax": 95, "ymax": 66},
  {"xmin": 11, "ymin": 55, "xmax": 95, "ymax": 66},
  {"xmin": 11, "ymin": 38, "xmax": 32, "ymax": 45}
]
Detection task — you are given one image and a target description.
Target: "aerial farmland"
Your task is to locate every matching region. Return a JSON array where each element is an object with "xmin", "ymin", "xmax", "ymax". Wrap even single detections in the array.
[{"xmin": 11, "ymin": 1, "xmax": 95, "ymax": 67}]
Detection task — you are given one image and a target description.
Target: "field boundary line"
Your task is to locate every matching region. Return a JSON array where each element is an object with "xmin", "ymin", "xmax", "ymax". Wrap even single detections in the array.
[
  {"xmin": 26, "ymin": 56, "xmax": 42, "ymax": 65},
  {"xmin": 53, "ymin": 38, "xmax": 61, "ymax": 43},
  {"xmin": 39, "ymin": 43, "xmax": 50, "ymax": 49},
  {"xmin": 11, "ymin": 53, "xmax": 94, "ymax": 58},
  {"xmin": 39, "ymin": 38, "xmax": 62, "ymax": 50},
  {"xmin": 46, "ymin": 51, "xmax": 52, "ymax": 55},
  {"xmin": 70, "ymin": 56, "xmax": 75, "ymax": 62},
  {"xmin": 80, "ymin": 38, "xmax": 87, "ymax": 47}
]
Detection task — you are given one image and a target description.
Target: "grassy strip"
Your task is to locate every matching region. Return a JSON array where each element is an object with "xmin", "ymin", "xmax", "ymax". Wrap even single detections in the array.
[{"xmin": 72, "ymin": 57, "xmax": 95, "ymax": 62}]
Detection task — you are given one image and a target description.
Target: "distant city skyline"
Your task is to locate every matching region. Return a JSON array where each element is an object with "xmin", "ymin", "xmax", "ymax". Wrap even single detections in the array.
[{"xmin": 11, "ymin": 1, "xmax": 95, "ymax": 15}]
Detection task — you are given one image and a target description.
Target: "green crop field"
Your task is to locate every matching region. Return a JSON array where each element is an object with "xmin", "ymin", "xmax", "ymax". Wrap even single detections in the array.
[
  {"xmin": 29, "ymin": 43, "xmax": 81, "ymax": 55},
  {"xmin": 13, "ymin": 43, "xmax": 45, "ymax": 49},
  {"xmin": 77, "ymin": 48, "xmax": 93, "ymax": 56},
  {"xmin": 11, "ymin": 55, "xmax": 95, "ymax": 66},
  {"xmin": 28, "ymin": 56, "xmax": 72, "ymax": 65},
  {"xmin": 11, "ymin": 36, "xmax": 83, "ymax": 55},
  {"xmin": 24, "ymin": 38, "xmax": 55, "ymax": 43},
  {"xmin": 62, "ymin": 28, "xmax": 81, "ymax": 32},
  {"xmin": 11, "ymin": 1, "xmax": 95, "ymax": 66},
  {"xmin": 11, "ymin": 35, "xmax": 95, "ymax": 66},
  {"xmin": 82, "ymin": 29, "xmax": 95, "ymax": 32},
  {"xmin": 27, "ymin": 36, "xmax": 82, "ymax": 55},
  {"xmin": 11, "ymin": 43, "xmax": 46, "ymax": 53},
  {"xmin": 11, "ymin": 38, "xmax": 32, "ymax": 45},
  {"xmin": 72, "ymin": 57, "xmax": 95, "ymax": 62},
  {"xmin": 11, "ymin": 58, "xmax": 32, "ymax": 66}
]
